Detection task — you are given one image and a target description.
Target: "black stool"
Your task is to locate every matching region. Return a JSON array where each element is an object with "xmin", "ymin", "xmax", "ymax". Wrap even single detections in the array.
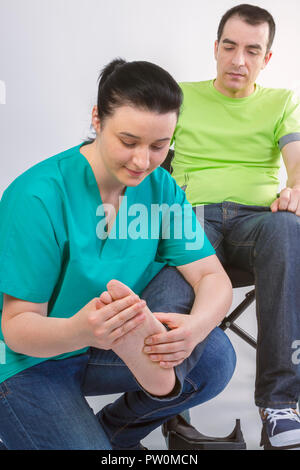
[{"xmin": 220, "ymin": 267, "xmax": 256, "ymax": 349}]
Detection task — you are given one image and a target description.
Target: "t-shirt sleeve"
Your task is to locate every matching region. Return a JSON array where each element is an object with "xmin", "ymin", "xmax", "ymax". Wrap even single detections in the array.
[
  {"xmin": 0, "ymin": 186, "xmax": 62, "ymax": 303},
  {"xmin": 155, "ymin": 175, "xmax": 215, "ymax": 266},
  {"xmin": 275, "ymin": 91, "xmax": 300, "ymax": 149},
  {"xmin": 170, "ymin": 82, "xmax": 185, "ymax": 148}
]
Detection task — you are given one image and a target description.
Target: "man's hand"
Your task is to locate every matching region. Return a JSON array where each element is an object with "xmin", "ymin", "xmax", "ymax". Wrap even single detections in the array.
[
  {"xmin": 143, "ymin": 312, "xmax": 204, "ymax": 368},
  {"xmin": 270, "ymin": 186, "xmax": 300, "ymax": 216},
  {"xmin": 278, "ymin": 141, "xmax": 300, "ymax": 216}
]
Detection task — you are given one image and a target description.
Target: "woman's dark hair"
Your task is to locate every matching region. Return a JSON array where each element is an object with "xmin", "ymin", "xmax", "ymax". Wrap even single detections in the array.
[
  {"xmin": 96, "ymin": 58, "xmax": 183, "ymax": 124},
  {"xmin": 217, "ymin": 4, "xmax": 276, "ymax": 53}
]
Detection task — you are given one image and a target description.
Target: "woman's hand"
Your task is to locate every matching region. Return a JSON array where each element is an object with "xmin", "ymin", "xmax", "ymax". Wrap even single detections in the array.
[
  {"xmin": 143, "ymin": 312, "xmax": 205, "ymax": 368},
  {"xmin": 71, "ymin": 294, "xmax": 147, "ymax": 350}
]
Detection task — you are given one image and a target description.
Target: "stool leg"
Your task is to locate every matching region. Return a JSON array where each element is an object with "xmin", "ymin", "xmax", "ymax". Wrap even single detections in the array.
[{"xmin": 219, "ymin": 289, "xmax": 256, "ymax": 348}]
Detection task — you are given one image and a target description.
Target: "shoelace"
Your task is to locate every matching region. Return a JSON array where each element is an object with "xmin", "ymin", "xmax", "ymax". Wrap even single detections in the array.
[{"xmin": 264, "ymin": 408, "xmax": 300, "ymax": 436}]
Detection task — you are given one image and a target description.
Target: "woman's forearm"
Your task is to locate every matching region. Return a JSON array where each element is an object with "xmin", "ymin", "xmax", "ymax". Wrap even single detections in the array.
[
  {"xmin": 2, "ymin": 294, "xmax": 148, "ymax": 358},
  {"xmin": 2, "ymin": 312, "xmax": 82, "ymax": 358}
]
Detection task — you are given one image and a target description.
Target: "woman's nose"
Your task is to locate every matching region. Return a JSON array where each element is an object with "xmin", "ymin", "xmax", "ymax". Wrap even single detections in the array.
[{"xmin": 131, "ymin": 147, "xmax": 150, "ymax": 170}]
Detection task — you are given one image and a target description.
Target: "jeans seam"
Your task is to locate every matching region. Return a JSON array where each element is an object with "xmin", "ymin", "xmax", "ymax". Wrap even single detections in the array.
[
  {"xmin": 0, "ymin": 382, "xmax": 9, "ymax": 399},
  {"xmin": 222, "ymin": 205, "xmax": 239, "ymax": 229},
  {"xmin": 109, "ymin": 379, "xmax": 198, "ymax": 444},
  {"xmin": 0, "ymin": 384, "xmax": 39, "ymax": 449},
  {"xmin": 253, "ymin": 263, "xmax": 262, "ymax": 406},
  {"xmin": 226, "ymin": 239, "xmax": 255, "ymax": 247},
  {"xmin": 226, "ymin": 239, "xmax": 256, "ymax": 269},
  {"xmin": 222, "ymin": 208, "xmax": 227, "ymax": 232},
  {"xmin": 212, "ymin": 233, "xmax": 224, "ymax": 251},
  {"xmin": 184, "ymin": 376, "xmax": 198, "ymax": 392},
  {"xmin": 256, "ymin": 400, "xmax": 298, "ymax": 407}
]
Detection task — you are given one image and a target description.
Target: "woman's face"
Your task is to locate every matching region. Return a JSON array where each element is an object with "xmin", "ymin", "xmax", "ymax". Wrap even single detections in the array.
[{"xmin": 92, "ymin": 105, "xmax": 177, "ymax": 188}]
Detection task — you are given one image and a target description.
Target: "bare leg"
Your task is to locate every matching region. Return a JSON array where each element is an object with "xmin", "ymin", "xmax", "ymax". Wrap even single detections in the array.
[{"xmin": 104, "ymin": 279, "xmax": 176, "ymax": 397}]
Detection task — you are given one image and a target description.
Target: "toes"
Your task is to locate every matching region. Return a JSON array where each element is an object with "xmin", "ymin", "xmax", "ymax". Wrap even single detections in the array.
[
  {"xmin": 107, "ymin": 279, "xmax": 134, "ymax": 300},
  {"xmin": 95, "ymin": 298, "xmax": 106, "ymax": 309},
  {"xmin": 99, "ymin": 291, "xmax": 113, "ymax": 304}
]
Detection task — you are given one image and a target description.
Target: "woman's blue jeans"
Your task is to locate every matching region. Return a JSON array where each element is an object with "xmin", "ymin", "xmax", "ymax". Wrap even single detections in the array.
[{"xmin": 0, "ymin": 267, "xmax": 236, "ymax": 450}]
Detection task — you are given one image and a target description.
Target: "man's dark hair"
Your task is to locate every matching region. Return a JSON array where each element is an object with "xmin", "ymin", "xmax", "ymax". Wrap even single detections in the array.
[{"xmin": 217, "ymin": 4, "xmax": 276, "ymax": 53}]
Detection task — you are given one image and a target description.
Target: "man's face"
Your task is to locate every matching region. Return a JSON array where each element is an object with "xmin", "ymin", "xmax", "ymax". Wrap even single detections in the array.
[{"xmin": 214, "ymin": 16, "xmax": 272, "ymax": 98}]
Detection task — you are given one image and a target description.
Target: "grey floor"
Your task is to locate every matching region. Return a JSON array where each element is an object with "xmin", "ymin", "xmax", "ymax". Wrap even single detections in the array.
[{"xmin": 87, "ymin": 287, "xmax": 263, "ymax": 450}]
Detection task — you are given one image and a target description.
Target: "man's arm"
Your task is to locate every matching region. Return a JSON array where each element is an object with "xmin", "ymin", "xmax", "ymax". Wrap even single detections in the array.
[{"xmin": 271, "ymin": 141, "xmax": 300, "ymax": 216}]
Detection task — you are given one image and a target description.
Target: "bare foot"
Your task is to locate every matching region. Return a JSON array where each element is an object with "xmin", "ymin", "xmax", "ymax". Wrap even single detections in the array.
[{"xmin": 106, "ymin": 279, "xmax": 176, "ymax": 397}]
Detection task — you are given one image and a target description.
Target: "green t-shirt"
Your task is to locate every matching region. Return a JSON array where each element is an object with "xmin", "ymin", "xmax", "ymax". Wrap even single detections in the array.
[
  {"xmin": 171, "ymin": 80, "xmax": 300, "ymax": 207},
  {"xmin": 0, "ymin": 144, "xmax": 215, "ymax": 383}
]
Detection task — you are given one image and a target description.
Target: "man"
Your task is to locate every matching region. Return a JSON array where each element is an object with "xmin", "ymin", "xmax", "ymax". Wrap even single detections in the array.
[{"xmin": 149, "ymin": 4, "xmax": 300, "ymax": 450}]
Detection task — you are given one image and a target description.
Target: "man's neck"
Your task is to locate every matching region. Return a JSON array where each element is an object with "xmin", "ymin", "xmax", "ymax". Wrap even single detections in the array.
[{"xmin": 213, "ymin": 78, "xmax": 255, "ymax": 99}]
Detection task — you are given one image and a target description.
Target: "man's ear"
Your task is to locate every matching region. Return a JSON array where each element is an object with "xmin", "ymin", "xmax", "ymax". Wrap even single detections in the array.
[
  {"xmin": 91, "ymin": 105, "xmax": 101, "ymax": 133},
  {"xmin": 262, "ymin": 50, "xmax": 272, "ymax": 70},
  {"xmin": 214, "ymin": 40, "xmax": 219, "ymax": 60}
]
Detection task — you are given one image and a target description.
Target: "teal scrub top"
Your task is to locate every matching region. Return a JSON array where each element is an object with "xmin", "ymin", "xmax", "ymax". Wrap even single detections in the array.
[{"xmin": 0, "ymin": 144, "xmax": 215, "ymax": 383}]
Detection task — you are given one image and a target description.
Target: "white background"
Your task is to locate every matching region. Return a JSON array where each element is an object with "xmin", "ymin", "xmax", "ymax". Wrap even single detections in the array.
[{"xmin": 1, "ymin": 0, "xmax": 300, "ymax": 450}]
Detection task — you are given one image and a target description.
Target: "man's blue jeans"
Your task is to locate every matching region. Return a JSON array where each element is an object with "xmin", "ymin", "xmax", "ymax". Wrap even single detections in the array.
[
  {"xmin": 194, "ymin": 202, "xmax": 300, "ymax": 410},
  {"xmin": 0, "ymin": 267, "xmax": 236, "ymax": 450}
]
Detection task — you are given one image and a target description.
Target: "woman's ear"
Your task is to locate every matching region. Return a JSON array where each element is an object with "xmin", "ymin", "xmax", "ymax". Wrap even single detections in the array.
[{"xmin": 91, "ymin": 105, "xmax": 101, "ymax": 133}]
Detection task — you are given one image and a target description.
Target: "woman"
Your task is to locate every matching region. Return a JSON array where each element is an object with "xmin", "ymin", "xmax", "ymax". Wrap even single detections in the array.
[{"xmin": 0, "ymin": 59, "xmax": 235, "ymax": 450}]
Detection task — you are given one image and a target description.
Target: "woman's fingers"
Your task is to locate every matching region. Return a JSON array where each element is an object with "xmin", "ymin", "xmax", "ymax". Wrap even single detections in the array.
[
  {"xmin": 148, "ymin": 351, "xmax": 186, "ymax": 362},
  {"xmin": 160, "ymin": 359, "xmax": 185, "ymax": 368},
  {"xmin": 101, "ymin": 294, "xmax": 141, "ymax": 321},
  {"xmin": 144, "ymin": 340, "xmax": 184, "ymax": 354},
  {"xmin": 144, "ymin": 328, "xmax": 185, "ymax": 346},
  {"xmin": 143, "ymin": 339, "xmax": 187, "ymax": 365},
  {"xmin": 110, "ymin": 312, "xmax": 146, "ymax": 344},
  {"xmin": 106, "ymin": 299, "xmax": 146, "ymax": 333}
]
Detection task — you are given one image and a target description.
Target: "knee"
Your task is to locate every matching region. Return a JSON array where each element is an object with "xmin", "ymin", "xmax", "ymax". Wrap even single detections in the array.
[
  {"xmin": 197, "ymin": 328, "xmax": 236, "ymax": 397},
  {"xmin": 256, "ymin": 211, "xmax": 300, "ymax": 263},
  {"xmin": 187, "ymin": 328, "xmax": 236, "ymax": 401},
  {"xmin": 209, "ymin": 328, "xmax": 237, "ymax": 394},
  {"xmin": 142, "ymin": 266, "xmax": 194, "ymax": 313},
  {"xmin": 259, "ymin": 211, "xmax": 300, "ymax": 244}
]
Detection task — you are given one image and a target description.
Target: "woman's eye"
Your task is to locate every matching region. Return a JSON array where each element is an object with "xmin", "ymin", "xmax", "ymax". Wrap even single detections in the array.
[
  {"xmin": 121, "ymin": 140, "xmax": 164, "ymax": 151},
  {"xmin": 151, "ymin": 146, "xmax": 164, "ymax": 151},
  {"xmin": 121, "ymin": 141, "xmax": 136, "ymax": 148}
]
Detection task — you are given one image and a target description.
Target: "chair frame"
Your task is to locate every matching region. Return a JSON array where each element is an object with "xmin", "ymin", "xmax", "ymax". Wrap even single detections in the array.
[{"xmin": 220, "ymin": 287, "xmax": 256, "ymax": 349}]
